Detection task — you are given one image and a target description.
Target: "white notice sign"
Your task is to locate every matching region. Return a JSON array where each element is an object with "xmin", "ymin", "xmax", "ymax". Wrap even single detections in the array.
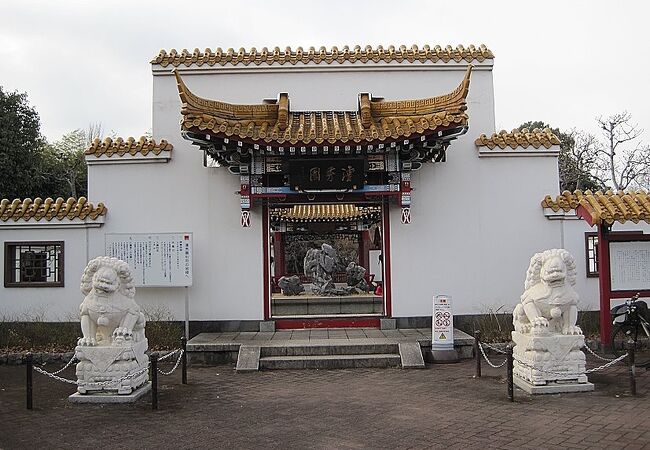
[
  {"xmin": 433, "ymin": 295, "xmax": 454, "ymax": 350},
  {"xmin": 105, "ymin": 233, "xmax": 193, "ymax": 287},
  {"xmin": 609, "ymin": 241, "xmax": 650, "ymax": 291}
]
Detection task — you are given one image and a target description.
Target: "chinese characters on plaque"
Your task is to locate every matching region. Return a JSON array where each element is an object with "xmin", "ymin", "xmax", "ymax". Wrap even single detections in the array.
[
  {"xmin": 291, "ymin": 159, "xmax": 363, "ymax": 191},
  {"xmin": 105, "ymin": 233, "xmax": 193, "ymax": 287},
  {"xmin": 609, "ymin": 241, "xmax": 650, "ymax": 291}
]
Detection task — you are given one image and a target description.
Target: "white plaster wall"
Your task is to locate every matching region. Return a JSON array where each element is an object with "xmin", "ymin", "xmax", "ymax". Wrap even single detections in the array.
[
  {"xmin": 87, "ymin": 149, "xmax": 264, "ymax": 322},
  {"xmin": 0, "ymin": 227, "xmax": 91, "ymax": 320},
  {"xmin": 389, "ymin": 150, "xmax": 564, "ymax": 317}
]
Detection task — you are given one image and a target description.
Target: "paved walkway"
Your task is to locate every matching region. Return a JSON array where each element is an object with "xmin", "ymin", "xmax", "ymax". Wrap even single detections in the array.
[{"xmin": 1, "ymin": 353, "xmax": 648, "ymax": 449}]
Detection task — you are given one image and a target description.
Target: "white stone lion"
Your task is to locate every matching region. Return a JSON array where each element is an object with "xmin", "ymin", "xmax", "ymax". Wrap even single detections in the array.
[
  {"xmin": 513, "ymin": 249, "xmax": 582, "ymax": 335},
  {"xmin": 78, "ymin": 256, "xmax": 146, "ymax": 346}
]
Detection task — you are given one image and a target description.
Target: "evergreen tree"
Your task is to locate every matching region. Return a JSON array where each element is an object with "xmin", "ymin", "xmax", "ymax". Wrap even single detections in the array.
[{"xmin": 0, "ymin": 86, "xmax": 46, "ymax": 199}]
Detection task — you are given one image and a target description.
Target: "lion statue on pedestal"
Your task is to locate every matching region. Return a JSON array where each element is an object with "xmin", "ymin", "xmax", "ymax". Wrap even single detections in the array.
[
  {"xmin": 74, "ymin": 256, "xmax": 148, "ymax": 395},
  {"xmin": 513, "ymin": 249, "xmax": 582, "ymax": 336}
]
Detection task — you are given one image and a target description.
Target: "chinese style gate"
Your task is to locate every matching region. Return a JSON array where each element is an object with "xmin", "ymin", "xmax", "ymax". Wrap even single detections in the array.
[{"xmin": 176, "ymin": 66, "xmax": 473, "ymax": 321}]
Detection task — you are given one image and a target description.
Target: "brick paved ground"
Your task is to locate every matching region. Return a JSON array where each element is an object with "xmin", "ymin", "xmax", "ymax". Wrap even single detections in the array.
[{"xmin": 0, "ymin": 355, "xmax": 648, "ymax": 450}]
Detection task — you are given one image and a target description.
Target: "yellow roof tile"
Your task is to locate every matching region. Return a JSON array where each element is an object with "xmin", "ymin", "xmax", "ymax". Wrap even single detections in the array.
[
  {"xmin": 0, "ymin": 197, "xmax": 107, "ymax": 222},
  {"xmin": 270, "ymin": 204, "xmax": 381, "ymax": 222},
  {"xmin": 475, "ymin": 128, "xmax": 560, "ymax": 150},
  {"xmin": 85, "ymin": 137, "xmax": 172, "ymax": 158},
  {"xmin": 175, "ymin": 65, "xmax": 472, "ymax": 146},
  {"xmin": 152, "ymin": 44, "xmax": 494, "ymax": 67},
  {"xmin": 541, "ymin": 190, "xmax": 650, "ymax": 225}
]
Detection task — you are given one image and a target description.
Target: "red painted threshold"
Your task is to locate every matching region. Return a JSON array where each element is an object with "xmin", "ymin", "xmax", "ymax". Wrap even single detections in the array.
[{"xmin": 275, "ymin": 318, "xmax": 381, "ymax": 329}]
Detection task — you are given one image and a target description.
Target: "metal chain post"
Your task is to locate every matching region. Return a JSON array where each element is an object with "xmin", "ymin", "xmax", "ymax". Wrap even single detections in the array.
[
  {"xmin": 151, "ymin": 354, "xmax": 158, "ymax": 410},
  {"xmin": 26, "ymin": 353, "xmax": 33, "ymax": 410},
  {"xmin": 474, "ymin": 331, "xmax": 481, "ymax": 378},
  {"xmin": 626, "ymin": 340, "xmax": 636, "ymax": 396},
  {"xmin": 506, "ymin": 344, "xmax": 514, "ymax": 402},
  {"xmin": 181, "ymin": 337, "xmax": 187, "ymax": 385}
]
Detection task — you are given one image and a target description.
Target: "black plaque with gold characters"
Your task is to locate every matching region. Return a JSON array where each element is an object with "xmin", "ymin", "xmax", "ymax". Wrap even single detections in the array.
[{"xmin": 289, "ymin": 159, "xmax": 364, "ymax": 191}]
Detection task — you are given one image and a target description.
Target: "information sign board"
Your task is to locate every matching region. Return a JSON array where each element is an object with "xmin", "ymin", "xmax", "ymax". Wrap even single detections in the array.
[
  {"xmin": 432, "ymin": 295, "xmax": 454, "ymax": 350},
  {"xmin": 610, "ymin": 241, "xmax": 650, "ymax": 291},
  {"xmin": 105, "ymin": 233, "xmax": 193, "ymax": 287}
]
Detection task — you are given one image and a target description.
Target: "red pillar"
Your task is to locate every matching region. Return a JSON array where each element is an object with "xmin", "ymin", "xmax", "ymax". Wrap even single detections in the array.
[
  {"xmin": 597, "ymin": 223, "xmax": 612, "ymax": 347},
  {"xmin": 359, "ymin": 230, "xmax": 370, "ymax": 271},
  {"xmin": 273, "ymin": 232, "xmax": 285, "ymax": 279}
]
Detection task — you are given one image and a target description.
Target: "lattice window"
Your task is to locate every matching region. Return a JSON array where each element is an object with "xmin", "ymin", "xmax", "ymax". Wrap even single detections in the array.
[
  {"xmin": 4, "ymin": 242, "xmax": 64, "ymax": 287},
  {"xmin": 585, "ymin": 233, "xmax": 598, "ymax": 277}
]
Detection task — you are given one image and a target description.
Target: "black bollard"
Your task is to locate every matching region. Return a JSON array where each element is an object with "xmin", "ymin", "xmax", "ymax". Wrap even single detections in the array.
[
  {"xmin": 181, "ymin": 337, "xmax": 187, "ymax": 385},
  {"xmin": 151, "ymin": 354, "xmax": 158, "ymax": 410},
  {"xmin": 26, "ymin": 353, "xmax": 33, "ymax": 410},
  {"xmin": 506, "ymin": 344, "xmax": 514, "ymax": 402},
  {"xmin": 474, "ymin": 331, "xmax": 482, "ymax": 378},
  {"xmin": 626, "ymin": 339, "xmax": 636, "ymax": 397}
]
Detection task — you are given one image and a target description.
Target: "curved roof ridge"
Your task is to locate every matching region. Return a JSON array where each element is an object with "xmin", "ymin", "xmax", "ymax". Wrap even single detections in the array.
[
  {"xmin": 85, "ymin": 136, "xmax": 173, "ymax": 158},
  {"xmin": 475, "ymin": 128, "xmax": 560, "ymax": 150},
  {"xmin": 541, "ymin": 190, "xmax": 650, "ymax": 225},
  {"xmin": 175, "ymin": 67, "xmax": 472, "ymax": 146},
  {"xmin": 153, "ymin": 44, "xmax": 493, "ymax": 67},
  {"xmin": 0, "ymin": 197, "xmax": 107, "ymax": 222}
]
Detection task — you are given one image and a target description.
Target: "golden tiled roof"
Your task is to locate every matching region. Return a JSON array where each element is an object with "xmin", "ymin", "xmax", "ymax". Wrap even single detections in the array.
[
  {"xmin": 475, "ymin": 128, "xmax": 560, "ymax": 150},
  {"xmin": 0, "ymin": 197, "xmax": 107, "ymax": 222},
  {"xmin": 152, "ymin": 44, "xmax": 493, "ymax": 67},
  {"xmin": 175, "ymin": 65, "xmax": 471, "ymax": 146},
  {"xmin": 85, "ymin": 137, "xmax": 173, "ymax": 158},
  {"xmin": 270, "ymin": 204, "xmax": 381, "ymax": 222},
  {"xmin": 542, "ymin": 190, "xmax": 650, "ymax": 225}
]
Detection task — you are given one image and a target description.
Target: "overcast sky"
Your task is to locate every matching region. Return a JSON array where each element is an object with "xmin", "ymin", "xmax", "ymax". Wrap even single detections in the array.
[{"xmin": 2, "ymin": 0, "xmax": 649, "ymax": 145}]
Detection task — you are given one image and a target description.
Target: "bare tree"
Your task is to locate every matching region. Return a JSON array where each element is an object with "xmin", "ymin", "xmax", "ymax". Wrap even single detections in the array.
[
  {"xmin": 86, "ymin": 122, "xmax": 104, "ymax": 146},
  {"xmin": 560, "ymin": 130, "xmax": 601, "ymax": 191},
  {"xmin": 593, "ymin": 112, "xmax": 650, "ymax": 190}
]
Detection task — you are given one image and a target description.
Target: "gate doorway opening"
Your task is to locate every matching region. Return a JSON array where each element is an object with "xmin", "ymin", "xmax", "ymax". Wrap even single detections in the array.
[{"xmin": 267, "ymin": 203, "xmax": 387, "ymax": 318}]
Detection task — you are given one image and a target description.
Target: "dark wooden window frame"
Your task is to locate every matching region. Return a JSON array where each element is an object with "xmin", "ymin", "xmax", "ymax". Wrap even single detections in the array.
[
  {"xmin": 4, "ymin": 241, "xmax": 65, "ymax": 288},
  {"xmin": 585, "ymin": 232, "xmax": 598, "ymax": 277}
]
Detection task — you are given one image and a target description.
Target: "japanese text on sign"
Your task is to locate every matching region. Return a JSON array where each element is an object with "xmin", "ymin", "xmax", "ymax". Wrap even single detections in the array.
[
  {"xmin": 105, "ymin": 233, "xmax": 193, "ymax": 287},
  {"xmin": 433, "ymin": 295, "xmax": 454, "ymax": 350},
  {"xmin": 610, "ymin": 241, "xmax": 650, "ymax": 291}
]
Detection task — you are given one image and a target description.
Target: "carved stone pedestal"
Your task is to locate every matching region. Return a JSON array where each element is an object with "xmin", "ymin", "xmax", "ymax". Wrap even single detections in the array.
[
  {"xmin": 512, "ymin": 331, "xmax": 594, "ymax": 394},
  {"xmin": 73, "ymin": 340, "xmax": 149, "ymax": 395}
]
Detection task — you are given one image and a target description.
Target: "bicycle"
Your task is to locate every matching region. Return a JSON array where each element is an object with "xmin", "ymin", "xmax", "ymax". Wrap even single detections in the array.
[{"xmin": 610, "ymin": 293, "xmax": 650, "ymax": 368}]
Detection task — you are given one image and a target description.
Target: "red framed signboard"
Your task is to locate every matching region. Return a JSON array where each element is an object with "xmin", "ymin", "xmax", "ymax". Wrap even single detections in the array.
[{"xmin": 595, "ymin": 229, "xmax": 650, "ymax": 344}]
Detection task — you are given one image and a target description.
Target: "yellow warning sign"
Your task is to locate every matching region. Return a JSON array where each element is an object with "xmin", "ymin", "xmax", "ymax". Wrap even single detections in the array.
[{"xmin": 439, "ymin": 333, "xmax": 446, "ymax": 340}]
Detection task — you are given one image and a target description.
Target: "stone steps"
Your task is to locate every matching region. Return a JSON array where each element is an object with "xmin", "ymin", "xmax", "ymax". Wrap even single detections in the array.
[
  {"xmin": 259, "ymin": 353, "xmax": 402, "ymax": 370},
  {"xmin": 261, "ymin": 342, "xmax": 399, "ymax": 357},
  {"xmin": 235, "ymin": 341, "xmax": 424, "ymax": 371}
]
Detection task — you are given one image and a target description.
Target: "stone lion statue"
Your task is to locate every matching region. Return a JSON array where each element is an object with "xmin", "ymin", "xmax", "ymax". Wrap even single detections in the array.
[
  {"xmin": 75, "ymin": 257, "xmax": 149, "ymax": 395},
  {"xmin": 78, "ymin": 256, "xmax": 146, "ymax": 346},
  {"xmin": 513, "ymin": 249, "xmax": 582, "ymax": 335}
]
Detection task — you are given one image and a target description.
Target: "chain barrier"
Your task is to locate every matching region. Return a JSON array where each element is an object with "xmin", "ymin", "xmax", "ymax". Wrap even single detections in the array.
[
  {"xmin": 33, "ymin": 362, "xmax": 150, "ymax": 386},
  {"xmin": 477, "ymin": 340, "xmax": 628, "ymax": 375},
  {"xmin": 158, "ymin": 349, "xmax": 180, "ymax": 361},
  {"xmin": 32, "ymin": 366, "xmax": 79, "ymax": 385},
  {"xmin": 582, "ymin": 344, "xmax": 618, "ymax": 362},
  {"xmin": 41, "ymin": 353, "xmax": 78, "ymax": 375},
  {"xmin": 513, "ymin": 352, "xmax": 628, "ymax": 377},
  {"xmin": 477, "ymin": 342, "xmax": 508, "ymax": 368},
  {"xmin": 481, "ymin": 342, "xmax": 507, "ymax": 354},
  {"xmin": 157, "ymin": 350, "xmax": 184, "ymax": 376}
]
